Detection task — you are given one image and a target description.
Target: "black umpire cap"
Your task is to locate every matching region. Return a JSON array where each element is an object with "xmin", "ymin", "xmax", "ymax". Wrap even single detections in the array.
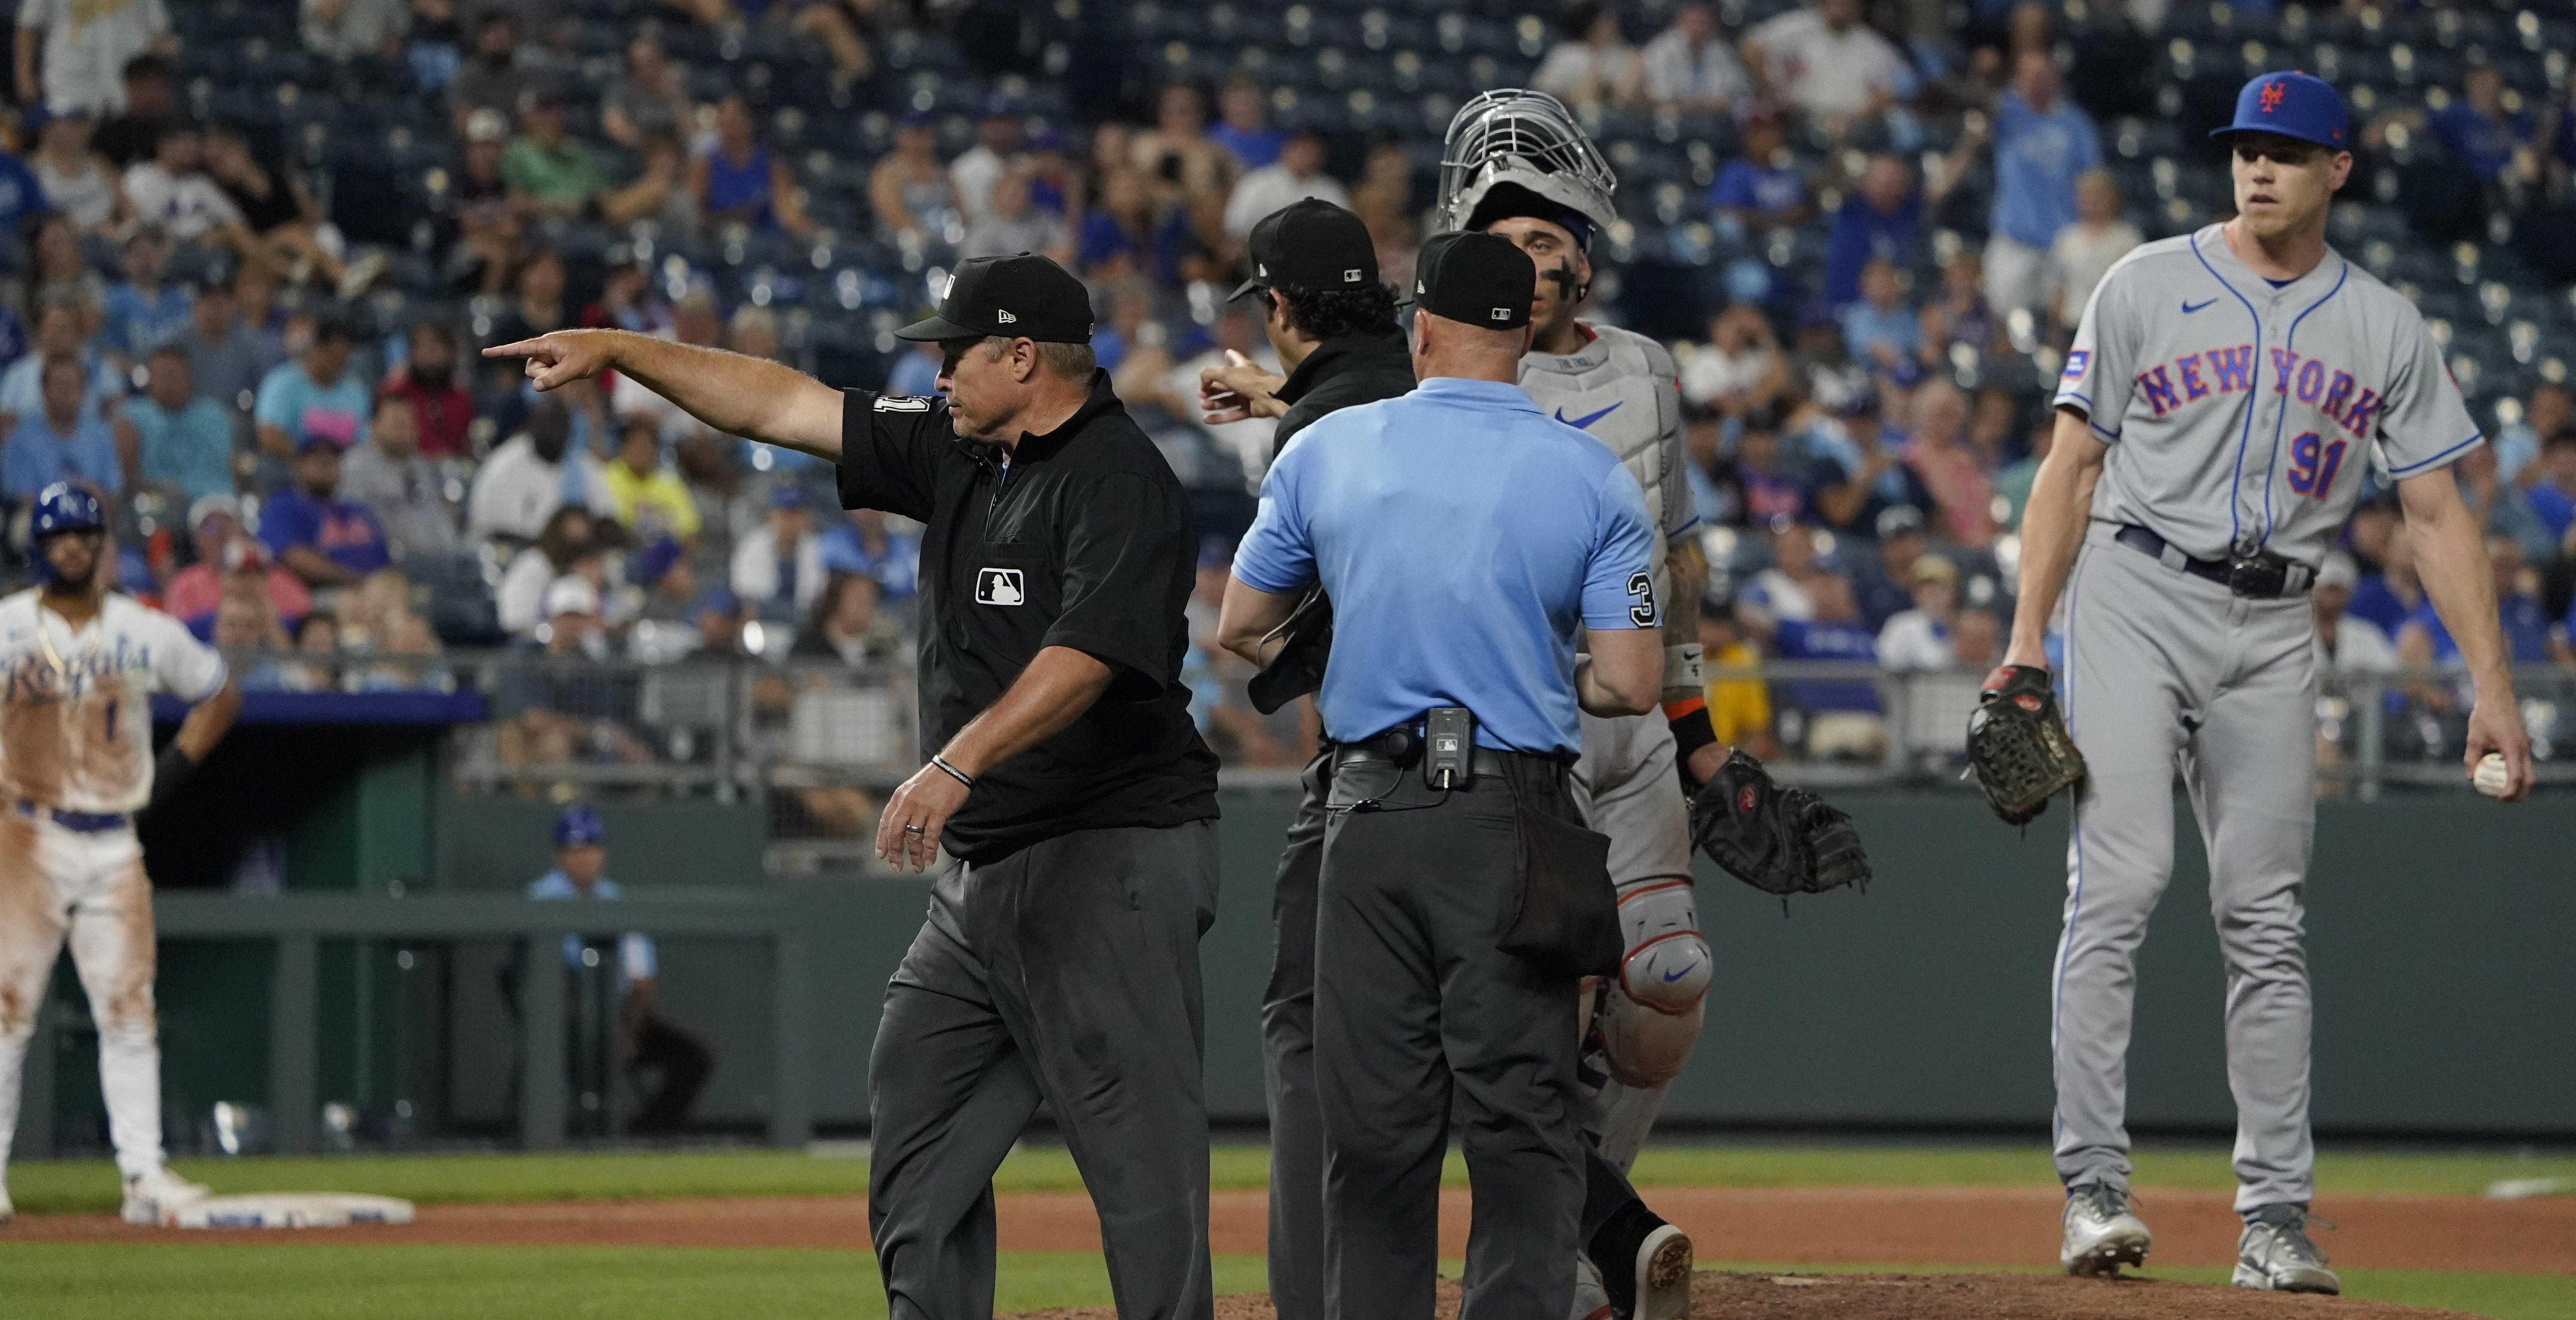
[
  {"xmin": 1229, "ymin": 198, "xmax": 1379, "ymax": 302},
  {"xmin": 1406, "ymin": 230, "xmax": 1536, "ymax": 330},
  {"xmin": 896, "ymin": 253, "xmax": 1095, "ymax": 343}
]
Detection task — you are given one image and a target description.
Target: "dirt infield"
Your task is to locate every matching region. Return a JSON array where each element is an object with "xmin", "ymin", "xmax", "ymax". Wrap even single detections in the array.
[
  {"xmin": 10, "ymin": 1186, "xmax": 2574, "ymax": 1276},
  {"xmin": 1007, "ymin": 1273, "xmax": 2485, "ymax": 1320}
]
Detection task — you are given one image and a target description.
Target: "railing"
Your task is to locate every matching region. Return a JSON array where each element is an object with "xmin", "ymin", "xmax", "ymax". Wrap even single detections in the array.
[{"xmin": 276, "ymin": 649, "xmax": 2571, "ymax": 871}]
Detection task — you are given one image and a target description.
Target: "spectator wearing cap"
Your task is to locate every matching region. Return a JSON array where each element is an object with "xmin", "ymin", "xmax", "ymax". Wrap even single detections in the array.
[
  {"xmin": 687, "ymin": 584, "xmax": 748, "ymax": 658},
  {"xmin": 468, "ymin": 396, "xmax": 617, "ymax": 546},
  {"xmin": 100, "ymin": 226, "xmax": 191, "ymax": 369},
  {"xmin": 1874, "ymin": 554, "xmax": 1961, "ymax": 670},
  {"xmin": 498, "ymin": 505, "xmax": 597, "ymax": 636},
  {"xmin": 449, "ymin": 108, "xmax": 516, "ymax": 291},
  {"xmin": 15, "ymin": 0, "xmax": 172, "ymax": 118},
  {"xmin": 1730, "ymin": 409, "xmax": 1814, "ymax": 528},
  {"xmin": 340, "ymin": 391, "xmax": 460, "ymax": 561},
  {"xmin": 2, "ymin": 354, "xmax": 118, "ymax": 499},
  {"xmin": 1224, "ymin": 129, "xmax": 1350, "ymax": 239},
  {"xmin": 167, "ymin": 493, "xmax": 311, "ymax": 638},
  {"xmin": 262, "ymin": 430, "xmax": 391, "ymax": 587},
  {"xmin": 1707, "ymin": 117, "xmax": 1808, "ymax": 238},
  {"xmin": 1851, "ymin": 504, "xmax": 1927, "ymax": 625},
  {"xmin": 1217, "ymin": 228, "xmax": 1665, "ymax": 1319},
  {"xmin": 121, "ymin": 121, "xmax": 244, "ymax": 244},
  {"xmin": 253, "ymin": 317, "xmax": 369, "ymax": 459},
  {"xmin": 0, "ymin": 297, "xmax": 121, "ymax": 436},
  {"xmin": 526, "ymin": 805, "xmax": 717, "ymax": 1133},
  {"xmin": 601, "ymin": 417, "xmax": 702, "ymax": 546},
  {"xmin": 693, "ymin": 94, "xmax": 810, "ymax": 237},
  {"xmin": 503, "ymin": 85, "xmax": 605, "ymax": 219},
  {"xmin": 1822, "ymin": 155, "xmax": 1921, "ymax": 310},
  {"xmin": 485, "ymin": 250, "xmax": 1223, "ymax": 1320},
  {"xmin": 950, "ymin": 96, "xmax": 1025, "ymax": 229},
  {"xmin": 2311, "ymin": 550, "xmax": 2396, "ymax": 675},
  {"xmin": 730, "ymin": 485, "xmax": 825, "ymax": 619},
  {"xmin": 382, "ymin": 321, "xmax": 474, "ymax": 459},
  {"xmin": 446, "ymin": 10, "xmax": 525, "ymax": 134},
  {"xmin": 126, "ymin": 343, "xmax": 231, "ymax": 503},
  {"xmin": 869, "ymin": 112, "xmax": 957, "ymax": 247},
  {"xmin": 1209, "ymin": 78, "xmax": 1285, "ymax": 171},
  {"xmin": 1956, "ymin": 50, "xmax": 2102, "ymax": 321},
  {"xmin": 628, "ymin": 536, "xmax": 696, "ymax": 623},
  {"xmin": 29, "ymin": 105, "xmax": 119, "ymax": 231},
  {"xmin": 1641, "ymin": 2, "xmax": 1750, "ymax": 113}
]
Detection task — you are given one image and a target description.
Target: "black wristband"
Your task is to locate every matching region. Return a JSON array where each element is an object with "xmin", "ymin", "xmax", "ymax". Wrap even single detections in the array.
[
  {"xmin": 928, "ymin": 754, "xmax": 975, "ymax": 789},
  {"xmin": 1668, "ymin": 702, "xmax": 1720, "ymax": 786}
]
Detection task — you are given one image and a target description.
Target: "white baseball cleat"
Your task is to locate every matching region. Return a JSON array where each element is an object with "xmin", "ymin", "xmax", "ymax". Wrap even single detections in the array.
[
  {"xmin": 1629, "ymin": 1222, "xmax": 1693, "ymax": 1320},
  {"xmin": 2060, "ymin": 1182, "xmax": 2152, "ymax": 1277},
  {"xmin": 2234, "ymin": 1205, "xmax": 2341, "ymax": 1294},
  {"xmin": 120, "ymin": 1167, "xmax": 210, "ymax": 1226},
  {"xmin": 0, "ymin": 1183, "xmax": 14, "ymax": 1226}
]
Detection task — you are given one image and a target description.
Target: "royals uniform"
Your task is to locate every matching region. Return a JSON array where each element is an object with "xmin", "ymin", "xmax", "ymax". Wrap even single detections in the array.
[
  {"xmin": 2050, "ymin": 223, "xmax": 2478, "ymax": 1214},
  {"xmin": 0, "ymin": 590, "xmax": 227, "ymax": 1186},
  {"xmin": 1519, "ymin": 322, "xmax": 1714, "ymax": 1170}
]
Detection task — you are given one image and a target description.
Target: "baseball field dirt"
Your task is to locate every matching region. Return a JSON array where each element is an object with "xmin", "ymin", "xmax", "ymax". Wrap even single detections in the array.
[
  {"xmin": 1002, "ymin": 1273, "xmax": 2488, "ymax": 1320},
  {"xmin": 12, "ymin": 1185, "xmax": 2574, "ymax": 1275}
]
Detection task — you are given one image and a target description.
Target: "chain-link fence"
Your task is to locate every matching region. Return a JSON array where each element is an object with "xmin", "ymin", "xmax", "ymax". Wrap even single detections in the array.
[{"xmin": 389, "ymin": 651, "xmax": 2576, "ymax": 872}]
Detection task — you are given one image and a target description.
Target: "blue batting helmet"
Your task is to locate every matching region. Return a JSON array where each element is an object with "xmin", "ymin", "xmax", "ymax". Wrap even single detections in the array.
[
  {"xmin": 553, "ymin": 804, "xmax": 607, "ymax": 848},
  {"xmin": 30, "ymin": 482, "xmax": 103, "ymax": 539}
]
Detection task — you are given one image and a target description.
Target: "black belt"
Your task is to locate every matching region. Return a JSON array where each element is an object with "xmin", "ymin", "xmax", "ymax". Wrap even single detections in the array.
[
  {"xmin": 1336, "ymin": 722, "xmax": 1569, "ymax": 780},
  {"xmin": 2114, "ymin": 525, "xmax": 2312, "ymax": 598},
  {"xmin": 17, "ymin": 800, "xmax": 128, "ymax": 832}
]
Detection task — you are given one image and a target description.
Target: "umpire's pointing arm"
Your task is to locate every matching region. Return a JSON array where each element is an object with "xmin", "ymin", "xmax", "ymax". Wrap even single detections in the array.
[{"xmin": 485, "ymin": 328, "xmax": 852, "ymax": 461}]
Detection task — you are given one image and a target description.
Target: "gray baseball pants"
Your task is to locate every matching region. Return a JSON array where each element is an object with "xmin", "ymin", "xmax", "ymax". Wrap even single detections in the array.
[
  {"xmin": 1315, "ymin": 749, "xmax": 1588, "ymax": 1320},
  {"xmin": 868, "ymin": 821, "xmax": 1219, "ymax": 1320},
  {"xmin": 2053, "ymin": 524, "xmax": 2318, "ymax": 1214}
]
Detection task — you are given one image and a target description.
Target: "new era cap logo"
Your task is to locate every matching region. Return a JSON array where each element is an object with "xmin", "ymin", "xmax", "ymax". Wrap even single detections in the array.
[
  {"xmin": 1490, "ymin": 307, "xmax": 1510, "ymax": 320},
  {"xmin": 942, "ymin": 274, "xmax": 956, "ymax": 297},
  {"xmin": 1343, "ymin": 268, "xmax": 1361, "ymax": 282},
  {"xmin": 1258, "ymin": 263, "xmax": 1269, "ymax": 276},
  {"xmin": 2260, "ymin": 82, "xmax": 2284, "ymax": 112},
  {"xmin": 975, "ymin": 568, "xmax": 1024, "ymax": 605},
  {"xmin": 996, "ymin": 309, "xmax": 1017, "ymax": 324}
]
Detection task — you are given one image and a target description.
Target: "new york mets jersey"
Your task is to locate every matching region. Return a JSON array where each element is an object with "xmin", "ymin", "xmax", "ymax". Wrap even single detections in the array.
[
  {"xmin": 1520, "ymin": 322, "xmax": 1694, "ymax": 549},
  {"xmin": 2056, "ymin": 224, "xmax": 2480, "ymax": 565},
  {"xmin": 0, "ymin": 590, "xmax": 226, "ymax": 815}
]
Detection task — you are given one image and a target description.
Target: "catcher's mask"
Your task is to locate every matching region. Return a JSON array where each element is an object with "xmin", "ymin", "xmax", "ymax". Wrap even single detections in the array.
[{"xmin": 1434, "ymin": 89, "xmax": 1619, "ymax": 249}]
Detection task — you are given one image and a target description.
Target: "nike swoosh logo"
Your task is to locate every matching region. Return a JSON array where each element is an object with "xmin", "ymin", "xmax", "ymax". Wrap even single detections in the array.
[
  {"xmin": 2181, "ymin": 299, "xmax": 2216, "ymax": 314},
  {"xmin": 1555, "ymin": 401, "xmax": 1623, "ymax": 430},
  {"xmin": 1662, "ymin": 966, "xmax": 1692, "ymax": 982}
]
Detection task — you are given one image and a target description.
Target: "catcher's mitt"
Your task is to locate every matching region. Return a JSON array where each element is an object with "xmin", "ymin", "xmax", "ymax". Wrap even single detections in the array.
[
  {"xmin": 1966, "ymin": 665, "xmax": 2087, "ymax": 825},
  {"xmin": 1689, "ymin": 750, "xmax": 1871, "ymax": 896}
]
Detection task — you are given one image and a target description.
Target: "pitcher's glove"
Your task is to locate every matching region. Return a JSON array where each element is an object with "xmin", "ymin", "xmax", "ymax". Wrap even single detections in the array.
[
  {"xmin": 1689, "ymin": 750, "xmax": 1871, "ymax": 896},
  {"xmin": 1966, "ymin": 665, "xmax": 2087, "ymax": 825}
]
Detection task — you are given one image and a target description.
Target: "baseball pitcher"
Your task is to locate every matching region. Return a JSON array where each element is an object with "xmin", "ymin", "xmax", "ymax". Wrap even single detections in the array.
[
  {"xmin": 1989, "ymin": 73, "xmax": 2529, "ymax": 1294},
  {"xmin": 0, "ymin": 484, "xmax": 241, "ymax": 1226}
]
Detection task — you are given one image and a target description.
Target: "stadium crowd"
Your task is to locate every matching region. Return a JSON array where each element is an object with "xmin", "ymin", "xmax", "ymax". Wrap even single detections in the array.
[{"xmin": 0, "ymin": 0, "xmax": 2570, "ymax": 790}]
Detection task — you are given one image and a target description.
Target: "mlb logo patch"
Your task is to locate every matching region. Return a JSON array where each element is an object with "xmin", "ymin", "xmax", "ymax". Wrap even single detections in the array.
[
  {"xmin": 2061, "ymin": 350, "xmax": 2090, "ymax": 381},
  {"xmin": 1343, "ymin": 268, "xmax": 1362, "ymax": 282},
  {"xmin": 874, "ymin": 395, "xmax": 933, "ymax": 412},
  {"xmin": 975, "ymin": 568, "xmax": 1025, "ymax": 605}
]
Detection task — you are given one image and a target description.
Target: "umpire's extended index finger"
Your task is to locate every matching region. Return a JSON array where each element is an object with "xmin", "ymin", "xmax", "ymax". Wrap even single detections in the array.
[{"xmin": 480, "ymin": 336, "xmax": 553, "ymax": 360}]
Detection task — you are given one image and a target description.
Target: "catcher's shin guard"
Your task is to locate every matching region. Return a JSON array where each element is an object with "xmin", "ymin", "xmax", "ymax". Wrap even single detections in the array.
[{"xmin": 1593, "ymin": 877, "xmax": 1708, "ymax": 1089}]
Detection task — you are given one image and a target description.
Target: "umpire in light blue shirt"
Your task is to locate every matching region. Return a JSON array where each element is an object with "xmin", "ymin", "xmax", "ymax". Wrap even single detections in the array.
[{"xmin": 1215, "ymin": 230, "xmax": 1664, "ymax": 1320}]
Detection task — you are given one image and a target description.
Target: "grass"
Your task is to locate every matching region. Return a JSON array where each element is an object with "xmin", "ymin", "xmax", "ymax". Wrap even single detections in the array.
[
  {"xmin": 0, "ymin": 1244, "xmax": 2566, "ymax": 1320},
  {"xmin": 10, "ymin": 1140, "xmax": 2573, "ymax": 1215}
]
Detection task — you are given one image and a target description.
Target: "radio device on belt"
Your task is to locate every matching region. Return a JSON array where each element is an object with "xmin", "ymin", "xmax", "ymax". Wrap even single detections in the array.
[{"xmin": 1424, "ymin": 707, "xmax": 1475, "ymax": 789}]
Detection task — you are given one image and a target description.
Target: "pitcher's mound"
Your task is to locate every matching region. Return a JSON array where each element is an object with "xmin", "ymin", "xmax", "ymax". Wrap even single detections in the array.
[{"xmin": 1006, "ymin": 1271, "xmax": 2480, "ymax": 1320}]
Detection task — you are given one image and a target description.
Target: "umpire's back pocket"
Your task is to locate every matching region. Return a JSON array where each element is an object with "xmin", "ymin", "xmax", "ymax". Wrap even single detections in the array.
[{"xmin": 1500, "ymin": 804, "xmax": 1621, "ymax": 979}]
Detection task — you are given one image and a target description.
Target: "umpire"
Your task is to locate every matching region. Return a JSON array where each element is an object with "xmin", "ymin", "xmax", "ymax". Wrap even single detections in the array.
[
  {"xmin": 486, "ymin": 253, "xmax": 1224, "ymax": 1320},
  {"xmin": 1199, "ymin": 197, "xmax": 1415, "ymax": 1320},
  {"xmin": 1217, "ymin": 231, "xmax": 1664, "ymax": 1320}
]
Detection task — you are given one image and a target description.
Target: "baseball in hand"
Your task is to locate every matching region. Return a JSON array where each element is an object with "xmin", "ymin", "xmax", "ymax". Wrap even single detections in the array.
[{"xmin": 2473, "ymin": 752, "xmax": 2510, "ymax": 798}]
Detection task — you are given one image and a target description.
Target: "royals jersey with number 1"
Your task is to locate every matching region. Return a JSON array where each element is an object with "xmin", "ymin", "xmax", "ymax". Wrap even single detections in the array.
[
  {"xmin": 0, "ymin": 590, "xmax": 227, "ymax": 815},
  {"xmin": 2057, "ymin": 223, "xmax": 2482, "ymax": 564}
]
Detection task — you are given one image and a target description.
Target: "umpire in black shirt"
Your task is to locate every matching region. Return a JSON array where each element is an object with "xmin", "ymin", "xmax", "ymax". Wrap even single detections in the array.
[
  {"xmin": 487, "ymin": 254, "xmax": 1224, "ymax": 1320},
  {"xmin": 1195, "ymin": 197, "xmax": 1415, "ymax": 1320}
]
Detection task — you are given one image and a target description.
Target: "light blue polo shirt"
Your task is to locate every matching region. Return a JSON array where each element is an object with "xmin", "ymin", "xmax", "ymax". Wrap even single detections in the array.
[{"xmin": 1233, "ymin": 376, "xmax": 1660, "ymax": 755}]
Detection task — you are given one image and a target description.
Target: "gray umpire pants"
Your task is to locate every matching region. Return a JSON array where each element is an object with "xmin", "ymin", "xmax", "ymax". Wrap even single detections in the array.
[
  {"xmin": 1316, "ymin": 750, "xmax": 1587, "ymax": 1320},
  {"xmin": 868, "ymin": 820, "xmax": 1220, "ymax": 1320},
  {"xmin": 2053, "ymin": 525, "xmax": 2318, "ymax": 1214}
]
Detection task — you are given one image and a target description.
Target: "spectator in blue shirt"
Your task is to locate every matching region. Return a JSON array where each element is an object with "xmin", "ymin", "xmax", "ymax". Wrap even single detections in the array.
[
  {"xmin": 0, "ymin": 134, "xmax": 46, "ymax": 238},
  {"xmin": 1209, "ymin": 79, "xmax": 1285, "ymax": 170},
  {"xmin": 0, "ymin": 298, "xmax": 122, "ymax": 433},
  {"xmin": 2396, "ymin": 534, "xmax": 2556, "ymax": 674},
  {"xmin": 261, "ymin": 431, "xmax": 391, "ymax": 587},
  {"xmin": 100, "ymin": 226, "xmax": 193, "ymax": 369},
  {"xmin": 1838, "ymin": 258, "xmax": 1921, "ymax": 369},
  {"xmin": 2, "ymin": 355, "xmax": 120, "ymax": 501},
  {"xmin": 1753, "ymin": 571, "xmax": 1887, "ymax": 759},
  {"xmin": 2524, "ymin": 427, "xmax": 2576, "ymax": 549},
  {"xmin": 820, "ymin": 506, "xmax": 922, "ymax": 602},
  {"xmin": 1822, "ymin": 154, "xmax": 1921, "ymax": 307},
  {"xmin": 1972, "ymin": 52, "xmax": 2101, "ymax": 319},
  {"xmin": 2420, "ymin": 66, "xmax": 2532, "ymax": 185},
  {"xmin": 1707, "ymin": 113, "xmax": 1808, "ymax": 233},
  {"xmin": 253, "ymin": 316, "xmax": 370, "ymax": 458},
  {"xmin": 127, "ymin": 344, "xmax": 234, "ymax": 503}
]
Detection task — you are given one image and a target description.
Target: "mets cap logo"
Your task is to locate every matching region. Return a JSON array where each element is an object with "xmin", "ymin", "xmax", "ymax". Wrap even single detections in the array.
[{"xmin": 2259, "ymin": 82, "xmax": 2285, "ymax": 113}]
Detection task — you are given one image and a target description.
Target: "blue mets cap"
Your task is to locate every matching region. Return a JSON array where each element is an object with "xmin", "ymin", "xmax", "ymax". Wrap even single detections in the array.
[
  {"xmin": 554, "ymin": 804, "xmax": 606, "ymax": 848},
  {"xmin": 2210, "ymin": 71, "xmax": 2349, "ymax": 152}
]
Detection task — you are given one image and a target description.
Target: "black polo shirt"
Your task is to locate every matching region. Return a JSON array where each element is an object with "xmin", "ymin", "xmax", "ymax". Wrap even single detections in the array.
[
  {"xmin": 1269, "ymin": 325, "xmax": 1414, "ymax": 457},
  {"xmin": 837, "ymin": 372, "xmax": 1220, "ymax": 864}
]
